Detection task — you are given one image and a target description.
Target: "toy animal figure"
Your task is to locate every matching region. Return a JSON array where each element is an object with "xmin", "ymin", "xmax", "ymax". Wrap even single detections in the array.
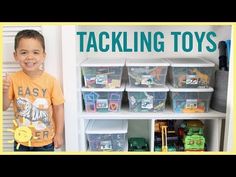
[
  {"xmin": 178, "ymin": 75, "xmax": 186, "ymax": 87},
  {"xmin": 150, "ymin": 67, "xmax": 162, "ymax": 80},
  {"xmin": 191, "ymin": 68, "xmax": 209, "ymax": 86},
  {"xmin": 128, "ymin": 72, "xmax": 142, "ymax": 85},
  {"xmin": 154, "ymin": 101, "xmax": 165, "ymax": 111}
]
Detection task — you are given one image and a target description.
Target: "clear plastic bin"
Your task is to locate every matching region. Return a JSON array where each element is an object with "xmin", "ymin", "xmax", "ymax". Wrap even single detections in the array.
[
  {"xmin": 126, "ymin": 86, "xmax": 169, "ymax": 112},
  {"xmin": 86, "ymin": 120, "xmax": 128, "ymax": 151},
  {"xmin": 81, "ymin": 58, "xmax": 125, "ymax": 88},
  {"xmin": 126, "ymin": 59, "xmax": 169, "ymax": 88},
  {"xmin": 169, "ymin": 85, "xmax": 214, "ymax": 113},
  {"xmin": 82, "ymin": 86, "xmax": 124, "ymax": 113},
  {"xmin": 167, "ymin": 58, "xmax": 215, "ymax": 88}
]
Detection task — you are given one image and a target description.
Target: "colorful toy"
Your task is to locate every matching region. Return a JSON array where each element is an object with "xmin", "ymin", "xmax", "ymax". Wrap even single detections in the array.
[
  {"xmin": 83, "ymin": 91, "xmax": 122, "ymax": 112},
  {"xmin": 128, "ymin": 66, "xmax": 167, "ymax": 88},
  {"xmin": 83, "ymin": 67, "xmax": 123, "ymax": 88},
  {"xmin": 191, "ymin": 68, "xmax": 209, "ymax": 87},
  {"xmin": 186, "ymin": 120, "xmax": 204, "ymax": 135},
  {"xmin": 128, "ymin": 137, "xmax": 149, "ymax": 151},
  {"xmin": 161, "ymin": 125, "xmax": 168, "ymax": 152},
  {"xmin": 155, "ymin": 121, "xmax": 168, "ymax": 133},
  {"xmin": 171, "ymin": 92, "xmax": 210, "ymax": 113},
  {"xmin": 171, "ymin": 67, "xmax": 213, "ymax": 88},
  {"xmin": 154, "ymin": 120, "xmax": 184, "ymax": 152},
  {"xmin": 108, "ymin": 93, "xmax": 121, "ymax": 112},
  {"xmin": 128, "ymin": 92, "xmax": 167, "ymax": 112},
  {"xmin": 181, "ymin": 120, "xmax": 206, "ymax": 151},
  {"xmin": 184, "ymin": 134, "xmax": 205, "ymax": 151}
]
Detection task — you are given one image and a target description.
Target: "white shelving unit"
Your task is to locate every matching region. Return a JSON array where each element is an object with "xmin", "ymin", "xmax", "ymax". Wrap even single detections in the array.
[{"xmin": 62, "ymin": 25, "xmax": 232, "ymax": 152}]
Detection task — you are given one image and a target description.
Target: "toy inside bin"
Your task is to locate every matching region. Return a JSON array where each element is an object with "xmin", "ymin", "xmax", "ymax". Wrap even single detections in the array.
[
  {"xmin": 169, "ymin": 85, "xmax": 214, "ymax": 113},
  {"xmin": 126, "ymin": 59, "xmax": 169, "ymax": 88},
  {"xmin": 126, "ymin": 85, "xmax": 169, "ymax": 112},
  {"xmin": 81, "ymin": 58, "xmax": 125, "ymax": 88},
  {"xmin": 82, "ymin": 86, "xmax": 124, "ymax": 112},
  {"xmin": 86, "ymin": 120, "xmax": 128, "ymax": 151},
  {"xmin": 167, "ymin": 58, "xmax": 215, "ymax": 88}
]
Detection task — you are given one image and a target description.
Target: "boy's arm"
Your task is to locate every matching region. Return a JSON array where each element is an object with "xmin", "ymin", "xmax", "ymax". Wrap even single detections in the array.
[
  {"xmin": 52, "ymin": 103, "xmax": 64, "ymax": 149},
  {"xmin": 3, "ymin": 93, "xmax": 12, "ymax": 111},
  {"xmin": 3, "ymin": 73, "xmax": 12, "ymax": 111}
]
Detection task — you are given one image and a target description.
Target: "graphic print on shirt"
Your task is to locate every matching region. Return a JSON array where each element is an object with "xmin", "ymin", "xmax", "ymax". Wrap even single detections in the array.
[{"xmin": 16, "ymin": 97, "xmax": 50, "ymax": 131}]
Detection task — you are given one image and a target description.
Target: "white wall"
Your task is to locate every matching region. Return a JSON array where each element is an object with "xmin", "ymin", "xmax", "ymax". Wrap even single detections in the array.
[
  {"xmin": 42, "ymin": 26, "xmax": 64, "ymax": 151},
  {"xmin": 42, "ymin": 26, "xmax": 63, "ymax": 83}
]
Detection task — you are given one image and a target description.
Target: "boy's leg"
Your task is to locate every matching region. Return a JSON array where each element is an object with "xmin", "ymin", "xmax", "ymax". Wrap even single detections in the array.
[
  {"xmin": 33, "ymin": 143, "xmax": 55, "ymax": 151},
  {"xmin": 14, "ymin": 141, "xmax": 31, "ymax": 151}
]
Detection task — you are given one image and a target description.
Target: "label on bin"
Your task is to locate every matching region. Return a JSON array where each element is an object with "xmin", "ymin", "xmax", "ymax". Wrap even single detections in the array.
[
  {"xmin": 96, "ymin": 74, "xmax": 107, "ymax": 85},
  {"xmin": 186, "ymin": 99, "xmax": 198, "ymax": 109},
  {"xmin": 141, "ymin": 75, "xmax": 153, "ymax": 85},
  {"xmin": 96, "ymin": 99, "xmax": 108, "ymax": 109},
  {"xmin": 100, "ymin": 140, "xmax": 112, "ymax": 151},
  {"xmin": 142, "ymin": 98, "xmax": 153, "ymax": 109},
  {"xmin": 109, "ymin": 101, "xmax": 119, "ymax": 111},
  {"xmin": 186, "ymin": 75, "xmax": 198, "ymax": 85}
]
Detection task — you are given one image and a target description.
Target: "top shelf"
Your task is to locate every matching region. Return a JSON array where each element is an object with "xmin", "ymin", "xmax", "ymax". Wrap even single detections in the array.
[{"xmin": 80, "ymin": 107, "xmax": 226, "ymax": 119}]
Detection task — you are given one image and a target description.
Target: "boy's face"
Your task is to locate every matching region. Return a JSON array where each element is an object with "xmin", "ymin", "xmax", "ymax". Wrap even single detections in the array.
[{"xmin": 14, "ymin": 38, "xmax": 46, "ymax": 75}]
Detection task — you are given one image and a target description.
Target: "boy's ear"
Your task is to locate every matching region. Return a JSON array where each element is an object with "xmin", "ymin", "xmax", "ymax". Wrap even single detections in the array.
[
  {"xmin": 43, "ymin": 52, "xmax": 46, "ymax": 61},
  {"xmin": 13, "ymin": 51, "xmax": 18, "ymax": 62}
]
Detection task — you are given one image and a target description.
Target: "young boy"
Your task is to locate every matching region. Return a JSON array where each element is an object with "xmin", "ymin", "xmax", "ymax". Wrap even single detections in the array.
[{"xmin": 3, "ymin": 29, "xmax": 65, "ymax": 151}]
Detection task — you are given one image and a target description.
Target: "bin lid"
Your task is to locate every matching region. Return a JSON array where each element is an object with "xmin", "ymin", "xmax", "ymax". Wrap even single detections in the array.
[
  {"xmin": 86, "ymin": 120, "xmax": 128, "ymax": 134},
  {"xmin": 167, "ymin": 58, "xmax": 215, "ymax": 67},
  {"xmin": 126, "ymin": 58, "xmax": 169, "ymax": 66},
  {"xmin": 81, "ymin": 58, "xmax": 125, "ymax": 67},
  {"xmin": 81, "ymin": 84, "xmax": 125, "ymax": 92},
  {"xmin": 168, "ymin": 84, "xmax": 214, "ymax": 92}
]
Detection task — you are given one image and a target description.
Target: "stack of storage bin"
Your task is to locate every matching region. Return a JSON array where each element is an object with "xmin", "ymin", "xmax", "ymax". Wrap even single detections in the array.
[
  {"xmin": 81, "ymin": 58, "xmax": 125, "ymax": 113},
  {"xmin": 126, "ymin": 59, "xmax": 170, "ymax": 112},
  {"xmin": 85, "ymin": 120, "xmax": 128, "ymax": 151},
  {"xmin": 167, "ymin": 58, "xmax": 215, "ymax": 113}
]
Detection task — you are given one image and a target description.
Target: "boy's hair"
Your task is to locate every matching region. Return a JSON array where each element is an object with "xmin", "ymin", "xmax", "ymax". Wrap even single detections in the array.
[{"xmin": 14, "ymin": 29, "xmax": 45, "ymax": 51}]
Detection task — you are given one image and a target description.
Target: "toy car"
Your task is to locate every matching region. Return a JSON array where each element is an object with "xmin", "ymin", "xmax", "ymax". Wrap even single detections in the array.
[
  {"xmin": 128, "ymin": 137, "xmax": 149, "ymax": 151},
  {"xmin": 180, "ymin": 120, "xmax": 206, "ymax": 151}
]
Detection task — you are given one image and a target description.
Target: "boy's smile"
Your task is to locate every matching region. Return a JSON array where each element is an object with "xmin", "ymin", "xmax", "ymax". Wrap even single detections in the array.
[{"xmin": 14, "ymin": 38, "xmax": 46, "ymax": 77}]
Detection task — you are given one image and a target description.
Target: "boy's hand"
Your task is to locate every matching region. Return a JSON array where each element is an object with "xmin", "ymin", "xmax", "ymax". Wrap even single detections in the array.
[
  {"xmin": 3, "ymin": 73, "xmax": 11, "ymax": 94},
  {"xmin": 3, "ymin": 72, "xmax": 12, "ymax": 111},
  {"xmin": 53, "ymin": 133, "xmax": 64, "ymax": 149}
]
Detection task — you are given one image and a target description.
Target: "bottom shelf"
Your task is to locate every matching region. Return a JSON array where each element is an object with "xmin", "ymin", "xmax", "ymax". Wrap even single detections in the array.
[{"xmin": 83, "ymin": 118, "xmax": 223, "ymax": 152}]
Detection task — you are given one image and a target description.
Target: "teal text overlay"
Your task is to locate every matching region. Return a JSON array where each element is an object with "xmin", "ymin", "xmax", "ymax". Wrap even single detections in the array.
[{"xmin": 76, "ymin": 31, "xmax": 217, "ymax": 53}]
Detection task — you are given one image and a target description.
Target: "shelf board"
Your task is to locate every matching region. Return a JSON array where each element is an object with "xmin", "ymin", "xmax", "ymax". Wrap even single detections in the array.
[{"xmin": 80, "ymin": 107, "xmax": 226, "ymax": 120}]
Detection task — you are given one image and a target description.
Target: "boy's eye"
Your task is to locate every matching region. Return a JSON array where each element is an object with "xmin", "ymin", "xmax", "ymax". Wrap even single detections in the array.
[
  {"xmin": 20, "ymin": 52, "xmax": 27, "ymax": 55},
  {"xmin": 34, "ymin": 52, "xmax": 40, "ymax": 54}
]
